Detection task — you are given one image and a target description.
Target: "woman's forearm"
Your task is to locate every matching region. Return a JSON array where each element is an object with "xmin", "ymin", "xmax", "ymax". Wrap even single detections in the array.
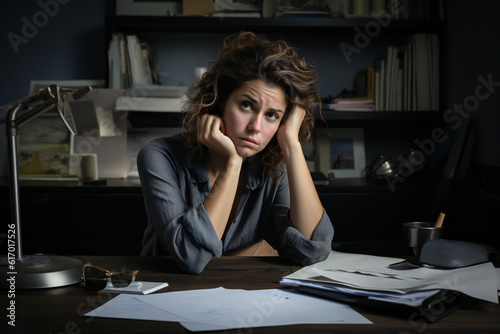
[
  {"xmin": 203, "ymin": 157, "xmax": 243, "ymax": 240},
  {"xmin": 282, "ymin": 140, "xmax": 323, "ymax": 240}
]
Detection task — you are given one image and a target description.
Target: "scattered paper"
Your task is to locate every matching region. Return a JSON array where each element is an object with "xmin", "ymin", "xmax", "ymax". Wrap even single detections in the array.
[
  {"xmin": 85, "ymin": 294, "xmax": 181, "ymax": 322},
  {"xmin": 85, "ymin": 287, "xmax": 372, "ymax": 331}
]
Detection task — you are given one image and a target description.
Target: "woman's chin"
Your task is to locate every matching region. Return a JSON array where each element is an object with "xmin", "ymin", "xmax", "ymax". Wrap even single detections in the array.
[{"xmin": 237, "ymin": 147, "xmax": 259, "ymax": 159}]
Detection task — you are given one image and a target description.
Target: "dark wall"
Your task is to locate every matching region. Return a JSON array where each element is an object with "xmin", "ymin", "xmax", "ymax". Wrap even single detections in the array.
[
  {"xmin": 0, "ymin": 0, "xmax": 112, "ymax": 106},
  {"xmin": 443, "ymin": 0, "xmax": 500, "ymax": 167}
]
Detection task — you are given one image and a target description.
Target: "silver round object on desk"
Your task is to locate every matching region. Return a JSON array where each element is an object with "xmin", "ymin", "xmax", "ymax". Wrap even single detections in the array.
[{"xmin": 0, "ymin": 255, "xmax": 84, "ymax": 289}]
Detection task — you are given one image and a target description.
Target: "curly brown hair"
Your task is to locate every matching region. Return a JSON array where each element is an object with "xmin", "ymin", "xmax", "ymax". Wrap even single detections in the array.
[{"xmin": 182, "ymin": 31, "xmax": 319, "ymax": 177}]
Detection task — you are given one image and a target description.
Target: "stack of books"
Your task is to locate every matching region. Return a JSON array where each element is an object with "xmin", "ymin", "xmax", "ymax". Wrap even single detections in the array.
[
  {"xmin": 346, "ymin": 33, "xmax": 439, "ymax": 112},
  {"xmin": 374, "ymin": 33, "xmax": 439, "ymax": 111},
  {"xmin": 323, "ymin": 97, "xmax": 374, "ymax": 111},
  {"xmin": 108, "ymin": 33, "xmax": 161, "ymax": 89}
]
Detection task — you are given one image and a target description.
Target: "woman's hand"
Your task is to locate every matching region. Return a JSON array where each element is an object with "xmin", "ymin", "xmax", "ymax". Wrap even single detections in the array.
[
  {"xmin": 197, "ymin": 114, "xmax": 240, "ymax": 161},
  {"xmin": 276, "ymin": 105, "xmax": 305, "ymax": 151}
]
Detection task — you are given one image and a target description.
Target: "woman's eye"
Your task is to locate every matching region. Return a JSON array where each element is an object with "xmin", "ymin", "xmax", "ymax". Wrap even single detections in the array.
[
  {"xmin": 266, "ymin": 112, "xmax": 279, "ymax": 120},
  {"xmin": 241, "ymin": 101, "xmax": 252, "ymax": 111}
]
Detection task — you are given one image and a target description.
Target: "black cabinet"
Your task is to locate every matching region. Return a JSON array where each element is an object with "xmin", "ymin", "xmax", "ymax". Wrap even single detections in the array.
[
  {"xmin": 1, "ymin": 179, "xmax": 424, "ymax": 256},
  {"xmin": 1, "ymin": 180, "xmax": 147, "ymax": 256}
]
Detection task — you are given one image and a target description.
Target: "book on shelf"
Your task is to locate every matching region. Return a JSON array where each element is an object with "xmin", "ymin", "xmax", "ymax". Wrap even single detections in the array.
[
  {"xmin": 370, "ymin": 33, "xmax": 439, "ymax": 111},
  {"xmin": 355, "ymin": 68, "xmax": 375, "ymax": 100},
  {"xmin": 108, "ymin": 33, "xmax": 162, "ymax": 89}
]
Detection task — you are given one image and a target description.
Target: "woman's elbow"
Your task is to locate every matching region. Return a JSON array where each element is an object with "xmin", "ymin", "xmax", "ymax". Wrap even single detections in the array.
[
  {"xmin": 180, "ymin": 262, "xmax": 206, "ymax": 274},
  {"xmin": 175, "ymin": 254, "xmax": 212, "ymax": 274}
]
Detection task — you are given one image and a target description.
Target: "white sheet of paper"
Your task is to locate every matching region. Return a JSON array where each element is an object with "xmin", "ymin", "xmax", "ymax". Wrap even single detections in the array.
[
  {"xmin": 135, "ymin": 287, "xmax": 371, "ymax": 331},
  {"xmin": 85, "ymin": 287, "xmax": 372, "ymax": 331},
  {"xmin": 85, "ymin": 294, "xmax": 181, "ymax": 322}
]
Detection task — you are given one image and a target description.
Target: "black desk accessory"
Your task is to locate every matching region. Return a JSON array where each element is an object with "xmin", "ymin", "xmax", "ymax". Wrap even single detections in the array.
[
  {"xmin": 390, "ymin": 239, "xmax": 499, "ymax": 270},
  {"xmin": 1, "ymin": 85, "xmax": 91, "ymax": 289},
  {"xmin": 419, "ymin": 239, "xmax": 498, "ymax": 269}
]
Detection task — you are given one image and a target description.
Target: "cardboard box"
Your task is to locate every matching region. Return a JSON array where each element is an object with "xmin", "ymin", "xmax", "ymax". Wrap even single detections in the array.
[{"xmin": 183, "ymin": 0, "xmax": 214, "ymax": 15}]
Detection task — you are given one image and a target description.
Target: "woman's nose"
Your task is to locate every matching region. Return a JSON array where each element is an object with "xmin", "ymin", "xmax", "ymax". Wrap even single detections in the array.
[{"xmin": 248, "ymin": 114, "xmax": 262, "ymax": 133}]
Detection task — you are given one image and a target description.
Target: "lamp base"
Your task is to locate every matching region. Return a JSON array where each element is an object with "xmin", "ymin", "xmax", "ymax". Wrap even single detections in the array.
[{"xmin": 0, "ymin": 255, "xmax": 84, "ymax": 289}]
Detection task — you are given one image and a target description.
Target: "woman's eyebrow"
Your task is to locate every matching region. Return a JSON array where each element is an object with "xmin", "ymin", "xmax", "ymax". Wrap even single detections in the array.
[
  {"xmin": 241, "ymin": 94, "xmax": 258, "ymax": 104},
  {"xmin": 269, "ymin": 108, "xmax": 284, "ymax": 115},
  {"xmin": 241, "ymin": 94, "xmax": 284, "ymax": 114}
]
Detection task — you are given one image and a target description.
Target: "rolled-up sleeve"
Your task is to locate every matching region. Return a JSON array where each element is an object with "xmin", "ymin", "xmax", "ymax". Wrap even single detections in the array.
[
  {"xmin": 137, "ymin": 139, "xmax": 221, "ymax": 274},
  {"xmin": 271, "ymin": 177, "xmax": 334, "ymax": 267}
]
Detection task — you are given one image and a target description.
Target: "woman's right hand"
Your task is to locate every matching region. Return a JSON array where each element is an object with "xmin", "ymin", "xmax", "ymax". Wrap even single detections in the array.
[{"xmin": 197, "ymin": 114, "xmax": 240, "ymax": 161}]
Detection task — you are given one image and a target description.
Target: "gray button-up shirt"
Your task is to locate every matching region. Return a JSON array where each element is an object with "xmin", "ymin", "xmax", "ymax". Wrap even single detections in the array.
[{"xmin": 138, "ymin": 134, "xmax": 334, "ymax": 273}]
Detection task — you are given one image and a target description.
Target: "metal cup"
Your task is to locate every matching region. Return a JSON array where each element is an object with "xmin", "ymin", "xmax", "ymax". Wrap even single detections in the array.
[{"xmin": 403, "ymin": 222, "xmax": 444, "ymax": 256}]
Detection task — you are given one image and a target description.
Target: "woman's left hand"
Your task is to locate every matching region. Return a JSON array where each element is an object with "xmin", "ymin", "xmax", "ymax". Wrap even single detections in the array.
[{"xmin": 276, "ymin": 105, "xmax": 305, "ymax": 149}]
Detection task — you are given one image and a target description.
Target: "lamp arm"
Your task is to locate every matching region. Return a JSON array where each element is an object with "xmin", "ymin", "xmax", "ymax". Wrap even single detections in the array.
[
  {"xmin": 5, "ymin": 85, "xmax": 59, "ymax": 261},
  {"xmin": 7, "ymin": 99, "xmax": 58, "ymax": 136},
  {"xmin": 4, "ymin": 84, "xmax": 92, "ymax": 265},
  {"xmin": 6, "ymin": 85, "xmax": 60, "ymax": 136}
]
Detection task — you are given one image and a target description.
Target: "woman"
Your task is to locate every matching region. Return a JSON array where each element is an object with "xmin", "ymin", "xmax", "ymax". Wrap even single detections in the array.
[{"xmin": 138, "ymin": 32, "xmax": 333, "ymax": 274}]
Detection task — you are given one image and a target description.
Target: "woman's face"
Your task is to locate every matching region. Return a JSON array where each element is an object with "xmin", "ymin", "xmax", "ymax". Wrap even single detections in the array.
[{"xmin": 222, "ymin": 79, "xmax": 287, "ymax": 158}]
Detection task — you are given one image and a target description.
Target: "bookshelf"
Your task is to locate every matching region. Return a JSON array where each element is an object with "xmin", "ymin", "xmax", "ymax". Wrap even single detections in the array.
[
  {"xmin": 105, "ymin": 14, "xmax": 446, "ymax": 172},
  {"xmin": 105, "ymin": 15, "xmax": 444, "ymax": 108}
]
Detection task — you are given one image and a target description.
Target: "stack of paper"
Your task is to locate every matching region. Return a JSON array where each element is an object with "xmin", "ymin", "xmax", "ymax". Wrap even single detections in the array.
[
  {"xmin": 280, "ymin": 251, "xmax": 499, "ymax": 305},
  {"xmin": 115, "ymin": 85, "xmax": 188, "ymax": 113},
  {"xmin": 324, "ymin": 97, "xmax": 374, "ymax": 111}
]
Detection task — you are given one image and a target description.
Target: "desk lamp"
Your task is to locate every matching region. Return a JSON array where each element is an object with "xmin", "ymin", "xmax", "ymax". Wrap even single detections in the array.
[{"xmin": 1, "ymin": 85, "xmax": 91, "ymax": 289}]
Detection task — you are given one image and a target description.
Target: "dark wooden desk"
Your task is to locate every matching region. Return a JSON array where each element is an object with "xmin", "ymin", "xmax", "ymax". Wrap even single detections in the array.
[{"xmin": 5, "ymin": 256, "xmax": 500, "ymax": 333}]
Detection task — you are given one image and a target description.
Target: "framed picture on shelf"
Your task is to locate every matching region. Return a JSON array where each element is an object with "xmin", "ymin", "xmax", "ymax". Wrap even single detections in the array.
[{"xmin": 316, "ymin": 128, "xmax": 366, "ymax": 179}]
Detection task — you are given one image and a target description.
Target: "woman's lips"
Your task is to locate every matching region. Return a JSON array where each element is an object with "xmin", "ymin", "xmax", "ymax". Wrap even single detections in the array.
[{"xmin": 239, "ymin": 137, "xmax": 258, "ymax": 146}]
